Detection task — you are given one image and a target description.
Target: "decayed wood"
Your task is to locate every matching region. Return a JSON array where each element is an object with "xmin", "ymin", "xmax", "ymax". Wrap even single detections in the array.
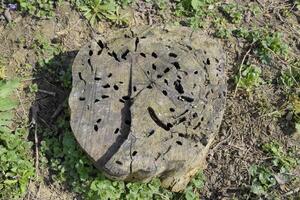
[{"xmin": 69, "ymin": 26, "xmax": 227, "ymax": 192}]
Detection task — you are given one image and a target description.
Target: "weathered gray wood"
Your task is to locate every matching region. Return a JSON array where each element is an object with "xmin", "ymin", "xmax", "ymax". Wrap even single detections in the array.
[{"xmin": 69, "ymin": 26, "xmax": 227, "ymax": 192}]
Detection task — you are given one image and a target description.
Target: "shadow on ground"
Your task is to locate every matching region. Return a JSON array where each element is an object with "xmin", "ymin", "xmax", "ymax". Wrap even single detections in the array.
[
  {"xmin": 30, "ymin": 51, "xmax": 77, "ymax": 124},
  {"xmin": 27, "ymin": 50, "xmax": 103, "ymax": 198}
]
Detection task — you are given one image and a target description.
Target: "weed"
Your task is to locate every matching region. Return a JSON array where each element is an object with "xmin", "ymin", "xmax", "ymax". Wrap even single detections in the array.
[
  {"xmin": 74, "ymin": 0, "xmax": 117, "ymax": 25},
  {"xmin": 289, "ymin": 94, "xmax": 300, "ymax": 127},
  {"xmin": 175, "ymin": 0, "xmax": 217, "ymax": 28},
  {"xmin": 17, "ymin": 0, "xmax": 62, "ymax": 18},
  {"xmin": 249, "ymin": 141, "xmax": 299, "ymax": 197},
  {"xmin": 0, "ymin": 128, "xmax": 35, "ymax": 199},
  {"xmin": 105, "ymin": 6, "xmax": 130, "ymax": 26},
  {"xmin": 296, "ymin": 0, "xmax": 300, "ymax": 10},
  {"xmin": 235, "ymin": 64, "xmax": 262, "ymax": 93},
  {"xmin": 0, "ymin": 80, "xmax": 20, "ymax": 132},
  {"xmin": 280, "ymin": 60, "xmax": 300, "ymax": 91},
  {"xmin": 256, "ymin": 32, "xmax": 289, "ymax": 63},
  {"xmin": 0, "ymin": 79, "xmax": 35, "ymax": 199},
  {"xmin": 31, "ymin": 34, "xmax": 62, "ymax": 59},
  {"xmin": 30, "ymin": 33, "xmax": 63, "ymax": 76},
  {"xmin": 220, "ymin": 3, "xmax": 244, "ymax": 24},
  {"xmin": 249, "ymin": 165, "xmax": 276, "ymax": 196},
  {"xmin": 117, "ymin": 0, "xmax": 134, "ymax": 6},
  {"xmin": 72, "ymin": 0, "xmax": 131, "ymax": 26},
  {"xmin": 234, "ymin": 29, "xmax": 289, "ymax": 63},
  {"xmin": 125, "ymin": 179, "xmax": 173, "ymax": 200},
  {"xmin": 280, "ymin": 60, "xmax": 300, "ymax": 134},
  {"xmin": 281, "ymin": 71, "xmax": 298, "ymax": 91},
  {"xmin": 248, "ymin": 3, "xmax": 262, "ymax": 16},
  {"xmin": 88, "ymin": 177, "xmax": 125, "ymax": 199},
  {"xmin": 29, "ymin": 83, "xmax": 38, "ymax": 94},
  {"xmin": 184, "ymin": 170, "xmax": 205, "ymax": 200},
  {"xmin": 213, "ymin": 17, "xmax": 231, "ymax": 39},
  {"xmin": 263, "ymin": 141, "xmax": 298, "ymax": 172},
  {"xmin": 153, "ymin": 0, "xmax": 168, "ymax": 11}
]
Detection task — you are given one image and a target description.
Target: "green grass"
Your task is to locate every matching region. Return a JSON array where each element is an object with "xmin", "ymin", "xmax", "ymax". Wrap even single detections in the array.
[
  {"xmin": 233, "ymin": 28, "xmax": 289, "ymax": 63},
  {"xmin": 17, "ymin": 0, "xmax": 62, "ymax": 18},
  {"xmin": 220, "ymin": 3, "xmax": 244, "ymax": 24},
  {"xmin": 280, "ymin": 60, "xmax": 300, "ymax": 135},
  {"xmin": 71, "ymin": 0, "xmax": 132, "ymax": 26},
  {"xmin": 175, "ymin": 0, "xmax": 218, "ymax": 28},
  {"xmin": 184, "ymin": 170, "xmax": 205, "ymax": 200},
  {"xmin": 249, "ymin": 165, "xmax": 277, "ymax": 196},
  {"xmin": 0, "ymin": 80, "xmax": 35, "ymax": 199},
  {"xmin": 13, "ymin": 0, "xmax": 132, "ymax": 26},
  {"xmin": 235, "ymin": 64, "xmax": 262, "ymax": 93},
  {"xmin": 249, "ymin": 141, "xmax": 299, "ymax": 197}
]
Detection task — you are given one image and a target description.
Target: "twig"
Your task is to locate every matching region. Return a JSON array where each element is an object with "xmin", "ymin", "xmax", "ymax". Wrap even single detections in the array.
[
  {"xmin": 44, "ymin": 79, "xmax": 65, "ymax": 94},
  {"xmin": 211, "ymin": 127, "xmax": 232, "ymax": 152},
  {"xmin": 35, "ymin": 183, "xmax": 41, "ymax": 200},
  {"xmin": 16, "ymin": 89, "xmax": 28, "ymax": 118},
  {"xmin": 38, "ymin": 89, "xmax": 56, "ymax": 96},
  {"xmin": 288, "ymin": 66, "xmax": 300, "ymax": 88},
  {"xmin": 234, "ymin": 45, "xmax": 253, "ymax": 96},
  {"xmin": 259, "ymin": 110, "xmax": 282, "ymax": 118},
  {"xmin": 153, "ymin": 192, "xmax": 170, "ymax": 200},
  {"xmin": 227, "ymin": 144, "xmax": 246, "ymax": 151},
  {"xmin": 31, "ymin": 104, "xmax": 40, "ymax": 179},
  {"xmin": 51, "ymin": 99, "xmax": 66, "ymax": 120},
  {"xmin": 21, "ymin": 77, "xmax": 42, "ymax": 82},
  {"xmin": 34, "ymin": 123, "xmax": 39, "ymax": 178},
  {"xmin": 255, "ymin": 0, "xmax": 264, "ymax": 8},
  {"xmin": 147, "ymin": 11, "xmax": 153, "ymax": 25},
  {"xmin": 266, "ymin": 47, "xmax": 300, "ymax": 87},
  {"xmin": 283, "ymin": 187, "xmax": 300, "ymax": 197}
]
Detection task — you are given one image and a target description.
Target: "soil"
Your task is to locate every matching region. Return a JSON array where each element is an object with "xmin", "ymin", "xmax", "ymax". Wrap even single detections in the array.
[{"xmin": 0, "ymin": 0, "xmax": 299, "ymax": 199}]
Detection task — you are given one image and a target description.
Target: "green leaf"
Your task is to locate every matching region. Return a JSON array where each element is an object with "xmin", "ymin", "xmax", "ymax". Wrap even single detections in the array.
[
  {"xmin": 0, "ymin": 98, "xmax": 18, "ymax": 111},
  {"xmin": 0, "ymin": 80, "xmax": 19, "ymax": 98},
  {"xmin": 0, "ymin": 119, "xmax": 13, "ymax": 127},
  {"xmin": 3, "ymin": 179, "xmax": 18, "ymax": 185},
  {"xmin": 184, "ymin": 186, "xmax": 199, "ymax": 200},
  {"xmin": 0, "ymin": 126, "xmax": 11, "ymax": 133},
  {"xmin": 191, "ymin": 0, "xmax": 201, "ymax": 10},
  {"xmin": 0, "ymin": 111, "xmax": 13, "ymax": 120},
  {"xmin": 251, "ymin": 184, "xmax": 266, "ymax": 195}
]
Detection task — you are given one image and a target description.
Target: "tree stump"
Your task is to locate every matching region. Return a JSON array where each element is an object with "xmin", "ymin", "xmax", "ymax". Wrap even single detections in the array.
[{"xmin": 69, "ymin": 26, "xmax": 227, "ymax": 192}]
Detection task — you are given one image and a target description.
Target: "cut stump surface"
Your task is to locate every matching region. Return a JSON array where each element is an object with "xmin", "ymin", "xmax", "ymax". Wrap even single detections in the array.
[{"xmin": 69, "ymin": 26, "xmax": 227, "ymax": 192}]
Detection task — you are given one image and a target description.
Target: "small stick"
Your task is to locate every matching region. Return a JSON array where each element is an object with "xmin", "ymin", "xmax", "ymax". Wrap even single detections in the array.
[
  {"xmin": 51, "ymin": 100, "xmax": 66, "ymax": 120},
  {"xmin": 211, "ymin": 127, "xmax": 233, "ymax": 152},
  {"xmin": 283, "ymin": 187, "xmax": 300, "ymax": 197},
  {"xmin": 233, "ymin": 45, "xmax": 253, "ymax": 96},
  {"xmin": 16, "ymin": 89, "xmax": 28, "ymax": 118},
  {"xmin": 147, "ymin": 11, "xmax": 153, "ymax": 25},
  {"xmin": 21, "ymin": 77, "xmax": 42, "ymax": 82},
  {"xmin": 38, "ymin": 89, "xmax": 56, "ymax": 96},
  {"xmin": 34, "ymin": 123, "xmax": 39, "ymax": 178},
  {"xmin": 31, "ymin": 105, "xmax": 40, "ymax": 179},
  {"xmin": 255, "ymin": 0, "xmax": 264, "ymax": 8}
]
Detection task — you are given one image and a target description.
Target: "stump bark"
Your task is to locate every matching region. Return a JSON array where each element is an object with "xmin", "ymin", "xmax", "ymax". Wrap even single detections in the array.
[{"xmin": 69, "ymin": 26, "xmax": 227, "ymax": 192}]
